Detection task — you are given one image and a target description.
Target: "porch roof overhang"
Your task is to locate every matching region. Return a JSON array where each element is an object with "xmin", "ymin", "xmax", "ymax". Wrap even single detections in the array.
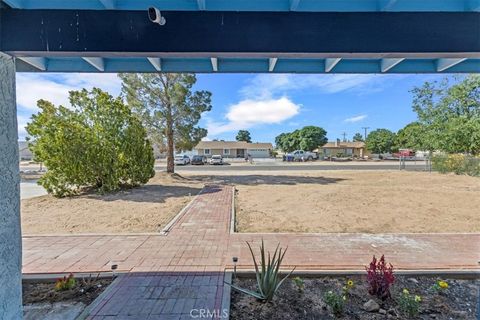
[{"xmin": 1, "ymin": 0, "xmax": 479, "ymax": 73}]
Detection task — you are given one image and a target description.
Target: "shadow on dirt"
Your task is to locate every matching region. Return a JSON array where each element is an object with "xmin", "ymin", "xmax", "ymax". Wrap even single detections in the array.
[{"xmin": 187, "ymin": 174, "xmax": 346, "ymax": 186}]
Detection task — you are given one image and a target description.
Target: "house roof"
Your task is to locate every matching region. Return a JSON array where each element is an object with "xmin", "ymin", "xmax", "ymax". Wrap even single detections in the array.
[
  {"xmin": 322, "ymin": 141, "xmax": 366, "ymax": 148},
  {"xmin": 195, "ymin": 141, "xmax": 273, "ymax": 150}
]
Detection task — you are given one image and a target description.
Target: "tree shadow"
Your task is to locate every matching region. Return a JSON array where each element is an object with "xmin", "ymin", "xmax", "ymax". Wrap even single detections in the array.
[
  {"xmin": 187, "ymin": 174, "xmax": 346, "ymax": 186},
  {"xmin": 84, "ymin": 184, "xmax": 205, "ymax": 204}
]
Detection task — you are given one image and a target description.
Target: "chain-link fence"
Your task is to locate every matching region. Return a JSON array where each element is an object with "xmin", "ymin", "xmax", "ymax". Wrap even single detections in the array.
[{"xmin": 431, "ymin": 154, "xmax": 480, "ymax": 176}]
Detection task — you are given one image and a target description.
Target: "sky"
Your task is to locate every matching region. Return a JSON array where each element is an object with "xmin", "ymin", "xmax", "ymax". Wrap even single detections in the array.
[{"xmin": 16, "ymin": 72, "xmax": 450, "ymax": 144}]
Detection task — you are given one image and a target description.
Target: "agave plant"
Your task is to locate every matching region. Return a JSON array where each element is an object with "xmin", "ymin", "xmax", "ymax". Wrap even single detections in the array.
[{"xmin": 229, "ymin": 240, "xmax": 295, "ymax": 302}]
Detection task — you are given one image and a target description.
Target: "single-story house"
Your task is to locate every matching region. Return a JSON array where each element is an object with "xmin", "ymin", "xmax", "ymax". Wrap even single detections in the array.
[
  {"xmin": 19, "ymin": 141, "xmax": 33, "ymax": 161},
  {"xmin": 194, "ymin": 141, "xmax": 273, "ymax": 158},
  {"xmin": 320, "ymin": 141, "xmax": 370, "ymax": 158}
]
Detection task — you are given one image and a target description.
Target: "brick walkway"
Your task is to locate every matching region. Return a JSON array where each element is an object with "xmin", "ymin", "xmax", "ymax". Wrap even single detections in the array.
[
  {"xmin": 22, "ymin": 184, "xmax": 480, "ymax": 318},
  {"xmin": 23, "ymin": 184, "xmax": 480, "ymax": 274}
]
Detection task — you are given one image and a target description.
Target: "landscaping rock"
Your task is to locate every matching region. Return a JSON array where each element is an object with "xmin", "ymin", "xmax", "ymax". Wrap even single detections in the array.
[
  {"xmin": 387, "ymin": 308, "xmax": 397, "ymax": 316},
  {"xmin": 407, "ymin": 277, "xmax": 419, "ymax": 284},
  {"xmin": 451, "ymin": 310, "xmax": 468, "ymax": 319},
  {"xmin": 363, "ymin": 299, "xmax": 380, "ymax": 312},
  {"xmin": 379, "ymin": 308, "xmax": 387, "ymax": 315}
]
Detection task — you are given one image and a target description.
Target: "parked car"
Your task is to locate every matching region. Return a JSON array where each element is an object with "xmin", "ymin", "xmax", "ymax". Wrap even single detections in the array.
[
  {"xmin": 191, "ymin": 155, "xmax": 207, "ymax": 165},
  {"xmin": 393, "ymin": 149, "xmax": 416, "ymax": 160},
  {"xmin": 209, "ymin": 155, "xmax": 223, "ymax": 165},
  {"xmin": 174, "ymin": 154, "xmax": 190, "ymax": 165},
  {"xmin": 285, "ymin": 150, "xmax": 318, "ymax": 162}
]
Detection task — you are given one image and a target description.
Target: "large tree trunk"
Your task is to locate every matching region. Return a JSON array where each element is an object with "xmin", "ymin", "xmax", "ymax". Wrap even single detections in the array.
[{"xmin": 166, "ymin": 115, "xmax": 174, "ymax": 174}]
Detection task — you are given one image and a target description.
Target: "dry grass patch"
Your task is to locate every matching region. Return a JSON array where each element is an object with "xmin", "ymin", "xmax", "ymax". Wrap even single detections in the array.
[
  {"xmin": 231, "ymin": 170, "xmax": 480, "ymax": 233},
  {"xmin": 21, "ymin": 173, "xmax": 203, "ymax": 234}
]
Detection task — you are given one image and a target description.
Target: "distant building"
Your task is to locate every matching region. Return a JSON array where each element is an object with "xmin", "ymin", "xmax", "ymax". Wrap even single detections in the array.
[
  {"xmin": 320, "ymin": 141, "xmax": 370, "ymax": 158},
  {"xmin": 18, "ymin": 141, "xmax": 33, "ymax": 161},
  {"xmin": 194, "ymin": 141, "xmax": 273, "ymax": 158}
]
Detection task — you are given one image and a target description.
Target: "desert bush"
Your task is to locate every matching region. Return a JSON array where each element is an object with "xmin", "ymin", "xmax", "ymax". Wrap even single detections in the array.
[
  {"xmin": 432, "ymin": 154, "xmax": 480, "ymax": 176},
  {"xmin": 26, "ymin": 88, "xmax": 155, "ymax": 197},
  {"xmin": 365, "ymin": 255, "xmax": 395, "ymax": 300},
  {"xmin": 228, "ymin": 240, "xmax": 295, "ymax": 302}
]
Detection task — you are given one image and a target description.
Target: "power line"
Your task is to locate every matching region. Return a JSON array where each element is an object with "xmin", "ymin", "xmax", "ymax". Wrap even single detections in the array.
[{"xmin": 341, "ymin": 132, "xmax": 347, "ymax": 142}]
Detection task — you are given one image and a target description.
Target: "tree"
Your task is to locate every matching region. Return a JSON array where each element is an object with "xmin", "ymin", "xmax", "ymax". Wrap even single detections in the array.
[
  {"xmin": 411, "ymin": 75, "xmax": 480, "ymax": 154},
  {"xmin": 297, "ymin": 126, "xmax": 328, "ymax": 151},
  {"xmin": 119, "ymin": 73, "xmax": 212, "ymax": 173},
  {"xmin": 26, "ymin": 88, "xmax": 155, "ymax": 197},
  {"xmin": 365, "ymin": 129, "xmax": 396, "ymax": 154},
  {"xmin": 236, "ymin": 130, "xmax": 252, "ymax": 143},
  {"xmin": 394, "ymin": 122, "xmax": 427, "ymax": 151},
  {"xmin": 274, "ymin": 126, "xmax": 328, "ymax": 152},
  {"xmin": 353, "ymin": 133, "xmax": 364, "ymax": 142}
]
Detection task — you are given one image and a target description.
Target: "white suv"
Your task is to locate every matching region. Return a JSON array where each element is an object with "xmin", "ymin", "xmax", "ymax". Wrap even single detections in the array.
[{"xmin": 209, "ymin": 155, "xmax": 223, "ymax": 165}]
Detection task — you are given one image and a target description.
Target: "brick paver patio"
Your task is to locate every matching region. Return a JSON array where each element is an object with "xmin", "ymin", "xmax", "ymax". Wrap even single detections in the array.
[{"xmin": 22, "ymin": 184, "xmax": 480, "ymax": 318}]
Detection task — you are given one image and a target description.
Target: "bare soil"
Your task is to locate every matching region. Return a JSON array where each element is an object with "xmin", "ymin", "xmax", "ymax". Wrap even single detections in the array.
[
  {"xmin": 230, "ymin": 275, "xmax": 479, "ymax": 320},
  {"xmin": 23, "ymin": 277, "xmax": 113, "ymax": 306},
  {"xmin": 21, "ymin": 173, "xmax": 203, "ymax": 234},
  {"xmin": 226, "ymin": 170, "xmax": 480, "ymax": 233}
]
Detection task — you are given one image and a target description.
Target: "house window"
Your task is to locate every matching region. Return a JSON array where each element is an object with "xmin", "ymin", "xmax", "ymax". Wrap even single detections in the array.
[
  {"xmin": 204, "ymin": 149, "xmax": 210, "ymax": 155},
  {"xmin": 223, "ymin": 149, "xmax": 230, "ymax": 155}
]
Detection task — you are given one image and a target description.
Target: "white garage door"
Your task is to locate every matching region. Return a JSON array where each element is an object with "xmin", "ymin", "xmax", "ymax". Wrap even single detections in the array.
[{"xmin": 247, "ymin": 149, "xmax": 270, "ymax": 158}]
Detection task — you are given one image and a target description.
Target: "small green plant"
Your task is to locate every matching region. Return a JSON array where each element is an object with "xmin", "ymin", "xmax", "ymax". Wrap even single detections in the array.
[
  {"xmin": 324, "ymin": 290, "xmax": 345, "ymax": 316},
  {"xmin": 431, "ymin": 280, "xmax": 449, "ymax": 293},
  {"xmin": 228, "ymin": 240, "xmax": 295, "ymax": 302},
  {"xmin": 398, "ymin": 289, "xmax": 421, "ymax": 317},
  {"xmin": 55, "ymin": 273, "xmax": 76, "ymax": 291},
  {"xmin": 324, "ymin": 279, "xmax": 355, "ymax": 316},
  {"xmin": 81, "ymin": 273, "xmax": 101, "ymax": 287},
  {"xmin": 292, "ymin": 276, "xmax": 305, "ymax": 292}
]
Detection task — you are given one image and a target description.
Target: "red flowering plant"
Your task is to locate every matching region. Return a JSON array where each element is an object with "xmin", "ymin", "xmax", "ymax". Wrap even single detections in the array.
[{"xmin": 365, "ymin": 255, "xmax": 395, "ymax": 300}]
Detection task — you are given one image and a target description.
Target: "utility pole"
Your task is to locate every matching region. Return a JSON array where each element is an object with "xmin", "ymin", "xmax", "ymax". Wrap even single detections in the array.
[
  {"xmin": 341, "ymin": 132, "xmax": 347, "ymax": 142},
  {"xmin": 362, "ymin": 127, "xmax": 370, "ymax": 140}
]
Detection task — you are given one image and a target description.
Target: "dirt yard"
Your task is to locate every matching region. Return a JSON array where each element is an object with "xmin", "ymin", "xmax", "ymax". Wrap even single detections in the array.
[
  {"xmin": 210, "ymin": 170, "xmax": 480, "ymax": 233},
  {"xmin": 21, "ymin": 173, "xmax": 203, "ymax": 234}
]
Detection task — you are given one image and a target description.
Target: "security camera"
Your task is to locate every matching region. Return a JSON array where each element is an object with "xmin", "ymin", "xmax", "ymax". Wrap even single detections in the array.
[{"xmin": 148, "ymin": 7, "xmax": 166, "ymax": 25}]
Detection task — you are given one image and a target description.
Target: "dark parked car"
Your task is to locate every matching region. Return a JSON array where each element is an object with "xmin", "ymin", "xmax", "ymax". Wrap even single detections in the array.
[{"xmin": 191, "ymin": 155, "xmax": 207, "ymax": 165}]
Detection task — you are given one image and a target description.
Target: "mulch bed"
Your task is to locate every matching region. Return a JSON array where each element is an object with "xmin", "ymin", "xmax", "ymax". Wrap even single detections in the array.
[
  {"xmin": 230, "ymin": 275, "xmax": 479, "ymax": 319},
  {"xmin": 23, "ymin": 275, "xmax": 113, "ymax": 306}
]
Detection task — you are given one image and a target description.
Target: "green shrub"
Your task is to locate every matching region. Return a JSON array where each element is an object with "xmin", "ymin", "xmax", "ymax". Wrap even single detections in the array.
[
  {"xmin": 432, "ymin": 154, "xmax": 480, "ymax": 176},
  {"xmin": 26, "ymin": 88, "xmax": 155, "ymax": 197}
]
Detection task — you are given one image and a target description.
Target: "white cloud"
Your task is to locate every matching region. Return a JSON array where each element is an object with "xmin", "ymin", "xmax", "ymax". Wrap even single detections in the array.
[
  {"xmin": 206, "ymin": 97, "xmax": 300, "ymax": 136},
  {"xmin": 240, "ymin": 74, "xmax": 402, "ymax": 100},
  {"xmin": 15, "ymin": 73, "xmax": 122, "ymax": 139},
  {"xmin": 344, "ymin": 115, "xmax": 368, "ymax": 123},
  {"xmin": 16, "ymin": 73, "xmax": 122, "ymax": 111},
  {"xmin": 16, "ymin": 115, "xmax": 30, "ymax": 138}
]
